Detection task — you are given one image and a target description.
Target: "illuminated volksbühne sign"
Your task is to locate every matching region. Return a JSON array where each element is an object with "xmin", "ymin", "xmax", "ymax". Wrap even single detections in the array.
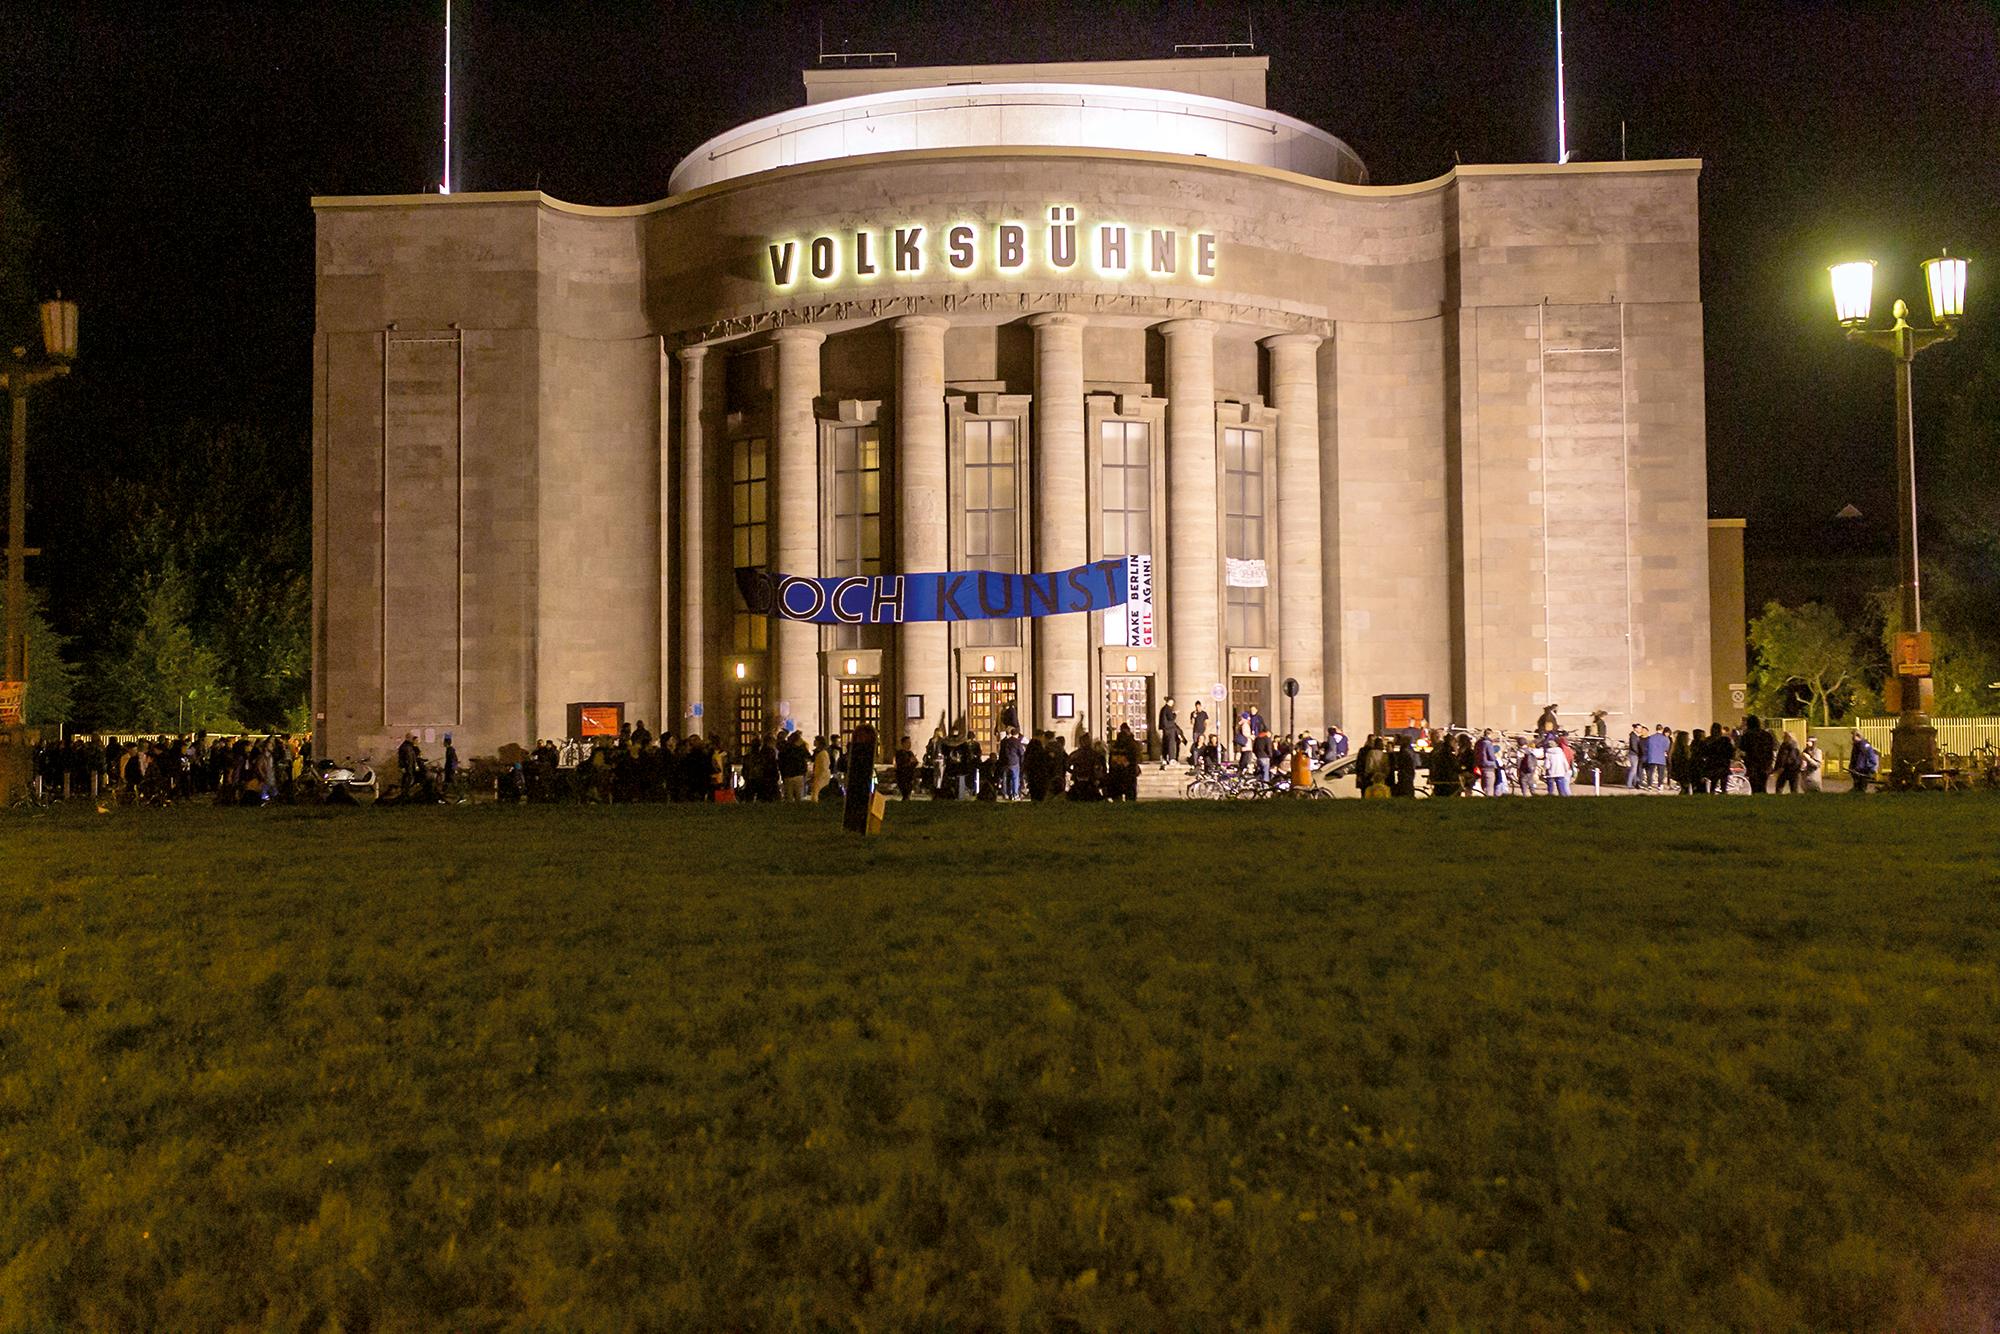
[{"xmin": 767, "ymin": 206, "xmax": 1218, "ymax": 288}]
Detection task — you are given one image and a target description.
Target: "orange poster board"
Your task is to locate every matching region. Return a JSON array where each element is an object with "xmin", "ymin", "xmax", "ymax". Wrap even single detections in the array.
[
  {"xmin": 1375, "ymin": 693, "xmax": 1429, "ymax": 733},
  {"xmin": 579, "ymin": 706, "xmax": 621, "ymax": 737}
]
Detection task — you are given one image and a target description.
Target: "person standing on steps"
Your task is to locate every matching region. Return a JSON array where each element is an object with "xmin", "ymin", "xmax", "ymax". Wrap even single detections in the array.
[{"xmin": 1157, "ymin": 698, "xmax": 1180, "ymax": 769}]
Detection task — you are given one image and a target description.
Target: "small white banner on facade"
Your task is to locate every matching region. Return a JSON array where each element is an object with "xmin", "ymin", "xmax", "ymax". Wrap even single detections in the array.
[
  {"xmin": 1225, "ymin": 557, "xmax": 1268, "ymax": 588},
  {"xmin": 1124, "ymin": 554, "xmax": 1156, "ymax": 648}
]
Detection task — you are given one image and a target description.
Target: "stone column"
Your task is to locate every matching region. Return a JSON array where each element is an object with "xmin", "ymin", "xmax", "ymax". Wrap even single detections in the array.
[
  {"xmin": 1028, "ymin": 313, "xmax": 1087, "ymax": 734},
  {"xmin": 1265, "ymin": 333, "xmax": 1325, "ymax": 736},
  {"xmin": 1317, "ymin": 335, "xmax": 1343, "ymax": 728},
  {"xmin": 676, "ymin": 344, "xmax": 707, "ymax": 730},
  {"xmin": 771, "ymin": 326, "xmax": 825, "ymax": 739},
  {"xmin": 894, "ymin": 316, "xmax": 950, "ymax": 737},
  {"xmin": 1161, "ymin": 319, "xmax": 1218, "ymax": 717}
]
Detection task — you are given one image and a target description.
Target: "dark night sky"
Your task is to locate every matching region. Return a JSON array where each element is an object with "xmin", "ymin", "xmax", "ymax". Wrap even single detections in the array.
[{"xmin": 3, "ymin": 0, "xmax": 1996, "ymax": 600}]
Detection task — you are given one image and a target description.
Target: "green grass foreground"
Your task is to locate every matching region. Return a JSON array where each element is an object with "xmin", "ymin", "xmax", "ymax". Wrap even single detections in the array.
[{"xmin": 4, "ymin": 798, "xmax": 2000, "ymax": 1330}]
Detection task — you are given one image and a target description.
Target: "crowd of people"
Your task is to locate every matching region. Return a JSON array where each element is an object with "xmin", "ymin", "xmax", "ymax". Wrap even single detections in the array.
[
  {"xmin": 23, "ymin": 703, "xmax": 1887, "ymax": 808},
  {"xmin": 30, "ymin": 732, "xmax": 313, "ymax": 805},
  {"xmin": 904, "ymin": 724, "xmax": 1151, "ymax": 801},
  {"xmin": 1336, "ymin": 708, "xmax": 1870, "ymax": 799}
]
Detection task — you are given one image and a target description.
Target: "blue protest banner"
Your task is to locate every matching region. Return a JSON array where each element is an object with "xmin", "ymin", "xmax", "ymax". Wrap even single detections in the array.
[{"xmin": 736, "ymin": 555, "xmax": 1153, "ymax": 638}]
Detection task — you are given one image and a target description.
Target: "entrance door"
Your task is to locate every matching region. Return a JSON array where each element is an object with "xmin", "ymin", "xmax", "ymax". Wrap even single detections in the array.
[
  {"xmin": 1230, "ymin": 675, "xmax": 1271, "ymax": 735},
  {"xmin": 1103, "ymin": 675, "xmax": 1153, "ymax": 753},
  {"xmin": 966, "ymin": 675, "xmax": 1018, "ymax": 747},
  {"xmin": 734, "ymin": 683, "xmax": 766, "ymax": 755},
  {"xmin": 838, "ymin": 678, "xmax": 881, "ymax": 739}
]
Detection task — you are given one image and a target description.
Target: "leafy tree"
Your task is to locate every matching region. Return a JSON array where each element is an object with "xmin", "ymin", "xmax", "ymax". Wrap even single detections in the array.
[
  {"xmin": 1869, "ymin": 570, "xmax": 2000, "ymax": 718},
  {"xmin": 78, "ymin": 420, "xmax": 309, "ymax": 729},
  {"xmin": 215, "ymin": 562, "xmax": 309, "ymax": 729},
  {"xmin": 95, "ymin": 566, "xmax": 238, "ymax": 732},
  {"xmin": 1748, "ymin": 601, "xmax": 1865, "ymax": 725},
  {"xmin": 0, "ymin": 583, "xmax": 76, "ymax": 725}
]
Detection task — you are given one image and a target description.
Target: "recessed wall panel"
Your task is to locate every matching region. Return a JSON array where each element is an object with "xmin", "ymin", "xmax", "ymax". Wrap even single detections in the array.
[{"xmin": 381, "ymin": 334, "xmax": 461, "ymax": 726}]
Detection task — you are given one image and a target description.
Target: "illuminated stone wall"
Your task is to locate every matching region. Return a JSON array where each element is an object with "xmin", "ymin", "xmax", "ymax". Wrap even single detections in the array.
[{"xmin": 313, "ymin": 151, "xmax": 1708, "ymax": 761}]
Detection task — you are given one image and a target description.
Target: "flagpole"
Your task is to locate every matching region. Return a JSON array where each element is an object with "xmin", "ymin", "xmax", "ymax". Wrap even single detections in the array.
[
  {"xmin": 1555, "ymin": 0, "xmax": 1569, "ymax": 163},
  {"xmin": 442, "ymin": 0, "xmax": 453, "ymax": 193}
]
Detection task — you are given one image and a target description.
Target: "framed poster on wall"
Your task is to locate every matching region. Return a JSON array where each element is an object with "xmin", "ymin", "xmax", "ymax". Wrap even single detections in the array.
[
  {"xmin": 567, "ymin": 702, "xmax": 624, "ymax": 739},
  {"xmin": 1373, "ymin": 693, "xmax": 1429, "ymax": 736}
]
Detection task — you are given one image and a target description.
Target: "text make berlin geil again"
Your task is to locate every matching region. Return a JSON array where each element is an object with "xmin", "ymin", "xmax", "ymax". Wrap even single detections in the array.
[{"xmin": 768, "ymin": 206, "xmax": 1218, "ymax": 288}]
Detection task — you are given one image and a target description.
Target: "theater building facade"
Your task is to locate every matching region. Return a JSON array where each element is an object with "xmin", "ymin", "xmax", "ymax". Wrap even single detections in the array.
[{"xmin": 311, "ymin": 56, "xmax": 1713, "ymax": 761}]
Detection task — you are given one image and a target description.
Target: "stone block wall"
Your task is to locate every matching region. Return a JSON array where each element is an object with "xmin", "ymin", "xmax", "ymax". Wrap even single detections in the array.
[{"xmin": 315, "ymin": 155, "xmax": 1711, "ymax": 758}]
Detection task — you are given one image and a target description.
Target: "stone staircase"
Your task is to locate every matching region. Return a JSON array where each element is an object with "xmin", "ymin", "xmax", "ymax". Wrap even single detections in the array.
[{"xmin": 1136, "ymin": 764, "xmax": 1194, "ymax": 801}]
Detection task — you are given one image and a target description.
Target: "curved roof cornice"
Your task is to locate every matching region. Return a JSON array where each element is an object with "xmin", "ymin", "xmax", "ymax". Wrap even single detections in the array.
[{"xmin": 312, "ymin": 150, "xmax": 1701, "ymax": 216}]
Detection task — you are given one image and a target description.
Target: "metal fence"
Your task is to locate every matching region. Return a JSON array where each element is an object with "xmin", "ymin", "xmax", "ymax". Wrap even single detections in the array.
[{"xmin": 1805, "ymin": 716, "xmax": 2000, "ymax": 774}]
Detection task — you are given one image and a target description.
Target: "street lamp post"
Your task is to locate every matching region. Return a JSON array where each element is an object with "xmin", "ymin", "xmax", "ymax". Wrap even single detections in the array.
[
  {"xmin": 0, "ymin": 297, "xmax": 79, "ymax": 802},
  {"xmin": 1829, "ymin": 253, "xmax": 1969, "ymax": 785}
]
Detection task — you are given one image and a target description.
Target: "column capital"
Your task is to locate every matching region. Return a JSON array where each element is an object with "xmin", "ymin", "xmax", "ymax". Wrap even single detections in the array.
[
  {"xmin": 1026, "ymin": 312, "xmax": 1088, "ymax": 333},
  {"xmin": 1157, "ymin": 317, "xmax": 1217, "ymax": 340},
  {"xmin": 1261, "ymin": 332, "xmax": 1324, "ymax": 353},
  {"xmin": 891, "ymin": 314, "xmax": 951, "ymax": 335},
  {"xmin": 676, "ymin": 343, "xmax": 709, "ymax": 365},
  {"xmin": 768, "ymin": 324, "xmax": 827, "ymax": 347}
]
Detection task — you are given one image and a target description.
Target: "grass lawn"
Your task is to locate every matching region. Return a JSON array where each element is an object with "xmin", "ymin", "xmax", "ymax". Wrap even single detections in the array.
[{"xmin": 4, "ymin": 796, "xmax": 2000, "ymax": 1330}]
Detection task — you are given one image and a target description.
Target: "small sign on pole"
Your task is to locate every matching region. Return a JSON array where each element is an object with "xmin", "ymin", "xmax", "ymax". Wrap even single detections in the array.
[{"xmin": 1893, "ymin": 632, "xmax": 1933, "ymax": 677}]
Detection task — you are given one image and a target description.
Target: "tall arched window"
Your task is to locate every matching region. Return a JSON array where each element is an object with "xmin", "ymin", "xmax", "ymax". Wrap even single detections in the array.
[{"xmin": 1222, "ymin": 424, "xmax": 1267, "ymax": 645}]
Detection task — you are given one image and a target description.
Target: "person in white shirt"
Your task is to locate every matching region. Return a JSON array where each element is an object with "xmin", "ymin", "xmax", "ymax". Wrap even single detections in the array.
[{"xmin": 1540, "ymin": 736, "xmax": 1573, "ymax": 796}]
